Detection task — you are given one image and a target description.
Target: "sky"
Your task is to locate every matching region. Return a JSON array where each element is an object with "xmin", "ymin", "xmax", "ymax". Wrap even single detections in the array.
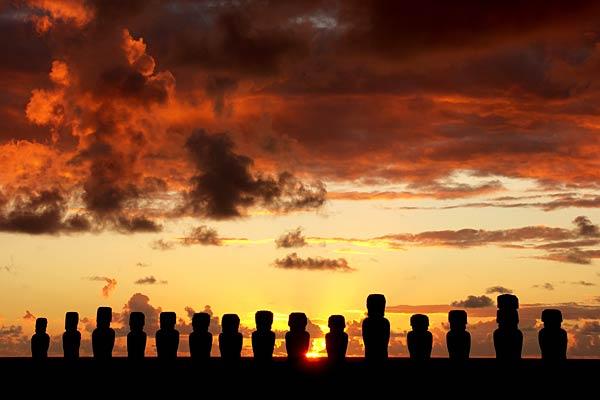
[{"xmin": 1, "ymin": 0, "xmax": 600, "ymax": 358}]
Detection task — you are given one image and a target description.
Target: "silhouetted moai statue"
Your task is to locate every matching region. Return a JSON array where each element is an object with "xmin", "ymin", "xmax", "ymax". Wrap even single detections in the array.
[
  {"xmin": 446, "ymin": 310, "xmax": 470, "ymax": 361},
  {"xmin": 252, "ymin": 310, "xmax": 275, "ymax": 362},
  {"xmin": 62, "ymin": 312, "xmax": 81, "ymax": 360},
  {"xmin": 127, "ymin": 312, "xmax": 146, "ymax": 360},
  {"xmin": 156, "ymin": 312, "xmax": 179, "ymax": 360},
  {"xmin": 326, "ymin": 315, "xmax": 348, "ymax": 363},
  {"xmin": 407, "ymin": 314, "xmax": 432, "ymax": 361},
  {"xmin": 190, "ymin": 312, "xmax": 213, "ymax": 361},
  {"xmin": 362, "ymin": 294, "xmax": 390, "ymax": 361},
  {"xmin": 219, "ymin": 313, "xmax": 243, "ymax": 361},
  {"xmin": 493, "ymin": 294, "xmax": 522, "ymax": 361},
  {"xmin": 539, "ymin": 309, "xmax": 567, "ymax": 361},
  {"xmin": 286, "ymin": 312, "xmax": 310, "ymax": 363},
  {"xmin": 31, "ymin": 318, "xmax": 50, "ymax": 359},
  {"xmin": 92, "ymin": 307, "xmax": 115, "ymax": 360}
]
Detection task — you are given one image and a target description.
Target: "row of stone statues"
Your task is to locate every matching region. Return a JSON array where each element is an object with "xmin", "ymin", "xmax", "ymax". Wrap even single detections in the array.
[{"xmin": 30, "ymin": 294, "xmax": 568, "ymax": 361}]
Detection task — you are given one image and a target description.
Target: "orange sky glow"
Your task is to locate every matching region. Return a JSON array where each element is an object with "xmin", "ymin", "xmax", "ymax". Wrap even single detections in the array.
[{"xmin": 1, "ymin": 0, "xmax": 600, "ymax": 358}]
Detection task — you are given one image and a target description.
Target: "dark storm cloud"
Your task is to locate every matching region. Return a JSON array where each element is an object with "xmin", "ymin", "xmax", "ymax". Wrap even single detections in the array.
[
  {"xmin": 274, "ymin": 252, "xmax": 353, "ymax": 272},
  {"xmin": 183, "ymin": 129, "xmax": 326, "ymax": 219},
  {"xmin": 0, "ymin": 189, "xmax": 92, "ymax": 234},
  {"xmin": 451, "ymin": 295, "xmax": 494, "ymax": 308}
]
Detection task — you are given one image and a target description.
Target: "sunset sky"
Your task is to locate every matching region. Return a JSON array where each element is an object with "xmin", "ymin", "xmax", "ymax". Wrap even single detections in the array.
[{"xmin": 1, "ymin": 0, "xmax": 600, "ymax": 358}]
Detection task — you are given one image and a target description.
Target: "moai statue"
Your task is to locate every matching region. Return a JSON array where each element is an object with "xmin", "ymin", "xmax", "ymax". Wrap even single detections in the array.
[
  {"xmin": 219, "ymin": 313, "xmax": 243, "ymax": 361},
  {"xmin": 407, "ymin": 314, "xmax": 432, "ymax": 361},
  {"xmin": 446, "ymin": 310, "xmax": 470, "ymax": 361},
  {"xmin": 156, "ymin": 312, "xmax": 179, "ymax": 360},
  {"xmin": 92, "ymin": 307, "xmax": 115, "ymax": 360},
  {"xmin": 362, "ymin": 294, "xmax": 390, "ymax": 361},
  {"xmin": 285, "ymin": 312, "xmax": 310, "ymax": 363},
  {"xmin": 63, "ymin": 312, "xmax": 81, "ymax": 360},
  {"xmin": 190, "ymin": 312, "xmax": 213, "ymax": 361},
  {"xmin": 252, "ymin": 310, "xmax": 275, "ymax": 362},
  {"xmin": 326, "ymin": 315, "xmax": 348, "ymax": 363},
  {"xmin": 539, "ymin": 309, "xmax": 567, "ymax": 361},
  {"xmin": 493, "ymin": 294, "xmax": 522, "ymax": 361},
  {"xmin": 31, "ymin": 318, "xmax": 50, "ymax": 359},
  {"xmin": 127, "ymin": 312, "xmax": 146, "ymax": 360}
]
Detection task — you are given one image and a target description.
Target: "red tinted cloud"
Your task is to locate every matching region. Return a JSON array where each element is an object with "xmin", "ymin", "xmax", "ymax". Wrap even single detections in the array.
[{"xmin": 3, "ymin": 1, "xmax": 600, "ymax": 234}]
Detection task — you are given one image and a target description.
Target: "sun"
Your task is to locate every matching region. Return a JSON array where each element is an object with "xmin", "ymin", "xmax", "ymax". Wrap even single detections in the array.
[{"xmin": 305, "ymin": 338, "xmax": 326, "ymax": 359}]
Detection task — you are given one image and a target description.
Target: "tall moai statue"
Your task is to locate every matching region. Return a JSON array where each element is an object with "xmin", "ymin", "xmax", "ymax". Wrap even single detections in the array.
[
  {"xmin": 62, "ymin": 312, "xmax": 81, "ymax": 360},
  {"xmin": 219, "ymin": 313, "xmax": 243, "ymax": 361},
  {"xmin": 285, "ymin": 312, "xmax": 310, "ymax": 363},
  {"xmin": 362, "ymin": 294, "xmax": 390, "ymax": 361},
  {"xmin": 31, "ymin": 317, "xmax": 50, "ymax": 359},
  {"xmin": 446, "ymin": 310, "xmax": 470, "ymax": 361},
  {"xmin": 326, "ymin": 314, "xmax": 348, "ymax": 363},
  {"xmin": 252, "ymin": 310, "xmax": 275, "ymax": 362},
  {"xmin": 127, "ymin": 312, "xmax": 146, "ymax": 360},
  {"xmin": 156, "ymin": 312, "xmax": 179, "ymax": 360},
  {"xmin": 190, "ymin": 312, "xmax": 213, "ymax": 361},
  {"xmin": 407, "ymin": 314, "xmax": 432, "ymax": 361},
  {"xmin": 493, "ymin": 294, "xmax": 522, "ymax": 361},
  {"xmin": 92, "ymin": 307, "xmax": 115, "ymax": 360},
  {"xmin": 539, "ymin": 309, "xmax": 567, "ymax": 361}
]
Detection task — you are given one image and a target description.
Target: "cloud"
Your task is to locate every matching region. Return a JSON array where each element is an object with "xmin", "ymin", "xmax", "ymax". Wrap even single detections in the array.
[
  {"xmin": 328, "ymin": 180, "xmax": 504, "ymax": 200},
  {"xmin": 182, "ymin": 129, "xmax": 326, "ymax": 219},
  {"xmin": 150, "ymin": 239, "xmax": 176, "ymax": 251},
  {"xmin": 533, "ymin": 283, "xmax": 555, "ymax": 291},
  {"xmin": 23, "ymin": 310, "xmax": 35, "ymax": 320},
  {"xmin": 273, "ymin": 252, "xmax": 354, "ymax": 272},
  {"xmin": 0, "ymin": 189, "xmax": 92, "ymax": 234},
  {"xmin": 180, "ymin": 225, "xmax": 222, "ymax": 246},
  {"xmin": 485, "ymin": 286, "xmax": 513, "ymax": 294},
  {"xmin": 570, "ymin": 280, "xmax": 596, "ymax": 287},
  {"xmin": 134, "ymin": 276, "xmax": 167, "ymax": 285},
  {"xmin": 275, "ymin": 227, "xmax": 307, "ymax": 248},
  {"xmin": 451, "ymin": 295, "xmax": 494, "ymax": 308},
  {"xmin": 307, "ymin": 216, "xmax": 600, "ymax": 265},
  {"xmin": 115, "ymin": 293, "xmax": 161, "ymax": 336},
  {"xmin": 86, "ymin": 276, "xmax": 118, "ymax": 297}
]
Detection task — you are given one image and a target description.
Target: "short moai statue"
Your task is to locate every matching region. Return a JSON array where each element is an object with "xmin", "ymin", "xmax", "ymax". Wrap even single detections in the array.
[
  {"xmin": 326, "ymin": 314, "xmax": 348, "ymax": 363},
  {"xmin": 362, "ymin": 294, "xmax": 390, "ymax": 361},
  {"xmin": 92, "ymin": 307, "xmax": 115, "ymax": 360},
  {"xmin": 286, "ymin": 312, "xmax": 310, "ymax": 363},
  {"xmin": 252, "ymin": 310, "xmax": 275, "ymax": 362},
  {"xmin": 156, "ymin": 312, "xmax": 179, "ymax": 360},
  {"xmin": 446, "ymin": 310, "xmax": 470, "ymax": 361},
  {"xmin": 219, "ymin": 313, "xmax": 243, "ymax": 361},
  {"xmin": 62, "ymin": 312, "xmax": 81, "ymax": 360},
  {"xmin": 127, "ymin": 312, "xmax": 146, "ymax": 360},
  {"xmin": 31, "ymin": 318, "xmax": 50, "ymax": 359},
  {"xmin": 189, "ymin": 312, "xmax": 213, "ymax": 361},
  {"xmin": 407, "ymin": 314, "xmax": 432, "ymax": 361},
  {"xmin": 494, "ymin": 294, "xmax": 522, "ymax": 361},
  {"xmin": 539, "ymin": 309, "xmax": 567, "ymax": 361}
]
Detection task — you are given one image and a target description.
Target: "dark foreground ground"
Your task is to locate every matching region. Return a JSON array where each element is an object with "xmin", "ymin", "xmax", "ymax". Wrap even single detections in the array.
[{"xmin": 2, "ymin": 357, "xmax": 597, "ymax": 396}]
